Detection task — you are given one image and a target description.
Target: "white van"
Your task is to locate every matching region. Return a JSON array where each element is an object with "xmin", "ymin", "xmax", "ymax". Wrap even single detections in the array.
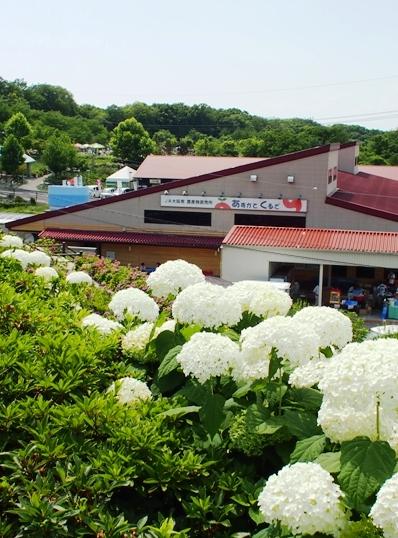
[{"xmin": 87, "ymin": 185, "xmax": 101, "ymax": 199}]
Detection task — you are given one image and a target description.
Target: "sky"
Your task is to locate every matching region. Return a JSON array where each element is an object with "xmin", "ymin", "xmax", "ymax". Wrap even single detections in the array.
[{"xmin": 2, "ymin": 0, "xmax": 398, "ymax": 130}]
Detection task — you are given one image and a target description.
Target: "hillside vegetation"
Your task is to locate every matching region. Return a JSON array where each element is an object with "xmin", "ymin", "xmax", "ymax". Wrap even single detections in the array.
[{"xmin": 1, "ymin": 77, "xmax": 398, "ymax": 172}]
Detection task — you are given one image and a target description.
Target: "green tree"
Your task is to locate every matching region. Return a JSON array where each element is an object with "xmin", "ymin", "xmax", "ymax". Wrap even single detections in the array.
[
  {"xmin": 193, "ymin": 136, "xmax": 220, "ymax": 156},
  {"xmin": 25, "ymin": 84, "xmax": 78, "ymax": 116},
  {"xmin": 218, "ymin": 138, "xmax": 239, "ymax": 156},
  {"xmin": 177, "ymin": 135, "xmax": 194, "ymax": 155},
  {"xmin": 110, "ymin": 117, "xmax": 155, "ymax": 165},
  {"xmin": 5, "ymin": 111, "xmax": 32, "ymax": 145},
  {"xmin": 239, "ymin": 137, "xmax": 262, "ymax": 156},
  {"xmin": 42, "ymin": 133, "xmax": 78, "ymax": 177},
  {"xmin": 1, "ymin": 134, "xmax": 24, "ymax": 176},
  {"xmin": 153, "ymin": 129, "xmax": 177, "ymax": 154}
]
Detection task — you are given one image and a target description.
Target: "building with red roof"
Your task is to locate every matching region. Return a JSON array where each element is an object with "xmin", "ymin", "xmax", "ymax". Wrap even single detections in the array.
[{"xmin": 7, "ymin": 142, "xmax": 398, "ymax": 277}]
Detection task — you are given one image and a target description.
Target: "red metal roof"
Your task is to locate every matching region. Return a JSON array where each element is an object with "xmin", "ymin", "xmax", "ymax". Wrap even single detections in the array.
[
  {"xmin": 223, "ymin": 226, "xmax": 398, "ymax": 254},
  {"xmin": 326, "ymin": 171, "xmax": 398, "ymax": 222},
  {"xmin": 39, "ymin": 229, "xmax": 224, "ymax": 249}
]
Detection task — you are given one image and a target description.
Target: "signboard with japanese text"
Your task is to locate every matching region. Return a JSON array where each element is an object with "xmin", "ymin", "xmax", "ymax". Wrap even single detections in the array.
[{"xmin": 160, "ymin": 195, "xmax": 307, "ymax": 213}]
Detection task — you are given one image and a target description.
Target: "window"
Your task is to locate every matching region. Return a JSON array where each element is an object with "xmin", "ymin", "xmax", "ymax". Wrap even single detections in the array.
[
  {"xmin": 144, "ymin": 210, "xmax": 212, "ymax": 226},
  {"xmin": 328, "ymin": 168, "xmax": 332, "ymax": 184},
  {"xmin": 355, "ymin": 156, "xmax": 359, "ymax": 166},
  {"xmin": 234, "ymin": 214, "xmax": 306, "ymax": 227},
  {"xmin": 333, "ymin": 166, "xmax": 337, "ymax": 181}
]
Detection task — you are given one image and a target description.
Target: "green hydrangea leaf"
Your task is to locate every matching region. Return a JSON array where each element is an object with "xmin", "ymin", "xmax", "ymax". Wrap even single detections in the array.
[
  {"xmin": 290, "ymin": 434, "xmax": 326, "ymax": 463},
  {"xmin": 199, "ymin": 393, "xmax": 226, "ymax": 436},
  {"xmin": 157, "ymin": 345, "xmax": 182, "ymax": 378},
  {"xmin": 316, "ymin": 451, "xmax": 342, "ymax": 473},
  {"xmin": 338, "ymin": 437, "xmax": 396, "ymax": 509},
  {"xmin": 282, "ymin": 409, "xmax": 322, "ymax": 439}
]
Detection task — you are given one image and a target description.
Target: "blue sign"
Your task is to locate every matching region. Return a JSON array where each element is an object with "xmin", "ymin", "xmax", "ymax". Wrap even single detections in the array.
[{"xmin": 48, "ymin": 186, "xmax": 90, "ymax": 210}]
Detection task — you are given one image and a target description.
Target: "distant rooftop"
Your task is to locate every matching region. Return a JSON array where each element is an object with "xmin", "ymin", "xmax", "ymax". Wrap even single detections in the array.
[
  {"xmin": 358, "ymin": 165, "xmax": 398, "ymax": 181},
  {"xmin": 0, "ymin": 212, "xmax": 34, "ymax": 225},
  {"xmin": 326, "ymin": 171, "xmax": 398, "ymax": 221},
  {"xmin": 134, "ymin": 155, "xmax": 266, "ymax": 180}
]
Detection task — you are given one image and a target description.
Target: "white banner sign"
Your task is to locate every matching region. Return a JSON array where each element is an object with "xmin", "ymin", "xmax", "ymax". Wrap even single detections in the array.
[{"xmin": 160, "ymin": 195, "xmax": 307, "ymax": 213}]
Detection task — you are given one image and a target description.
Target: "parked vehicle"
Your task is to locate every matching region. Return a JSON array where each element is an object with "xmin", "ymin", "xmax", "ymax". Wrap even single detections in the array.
[
  {"xmin": 87, "ymin": 185, "xmax": 101, "ymax": 199},
  {"xmin": 100, "ymin": 187, "xmax": 117, "ymax": 199}
]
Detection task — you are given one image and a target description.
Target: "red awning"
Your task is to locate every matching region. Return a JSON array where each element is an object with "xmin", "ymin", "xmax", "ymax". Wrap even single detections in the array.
[
  {"xmin": 223, "ymin": 226, "xmax": 398, "ymax": 254},
  {"xmin": 39, "ymin": 229, "xmax": 224, "ymax": 249}
]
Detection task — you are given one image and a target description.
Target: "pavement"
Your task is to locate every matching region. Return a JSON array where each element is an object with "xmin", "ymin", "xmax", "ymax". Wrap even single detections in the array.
[{"xmin": 0, "ymin": 175, "xmax": 49, "ymax": 204}]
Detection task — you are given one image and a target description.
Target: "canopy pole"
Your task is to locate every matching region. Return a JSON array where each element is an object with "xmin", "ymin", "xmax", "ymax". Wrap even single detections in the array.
[{"xmin": 318, "ymin": 264, "xmax": 324, "ymax": 306}]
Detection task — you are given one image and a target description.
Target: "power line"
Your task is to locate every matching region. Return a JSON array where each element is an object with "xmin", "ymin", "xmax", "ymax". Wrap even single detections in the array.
[{"xmin": 92, "ymin": 74, "xmax": 398, "ymax": 99}]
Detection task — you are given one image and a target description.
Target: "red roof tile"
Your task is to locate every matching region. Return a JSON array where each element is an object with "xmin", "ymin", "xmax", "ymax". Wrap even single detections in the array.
[
  {"xmin": 327, "ymin": 171, "xmax": 398, "ymax": 221},
  {"xmin": 223, "ymin": 226, "xmax": 398, "ymax": 254},
  {"xmin": 39, "ymin": 229, "xmax": 224, "ymax": 249}
]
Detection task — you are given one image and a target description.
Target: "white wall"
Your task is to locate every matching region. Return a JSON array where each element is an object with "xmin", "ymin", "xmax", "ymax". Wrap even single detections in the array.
[
  {"xmin": 221, "ymin": 245, "xmax": 398, "ymax": 281},
  {"xmin": 339, "ymin": 144, "xmax": 359, "ymax": 174},
  {"xmin": 221, "ymin": 246, "xmax": 270, "ymax": 282}
]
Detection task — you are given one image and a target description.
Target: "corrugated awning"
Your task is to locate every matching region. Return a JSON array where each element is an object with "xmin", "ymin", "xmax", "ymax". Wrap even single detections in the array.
[
  {"xmin": 223, "ymin": 226, "xmax": 398, "ymax": 254},
  {"xmin": 39, "ymin": 229, "xmax": 224, "ymax": 249}
]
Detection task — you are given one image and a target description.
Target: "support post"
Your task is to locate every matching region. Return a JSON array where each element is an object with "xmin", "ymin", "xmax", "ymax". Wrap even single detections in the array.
[{"xmin": 318, "ymin": 264, "xmax": 324, "ymax": 306}]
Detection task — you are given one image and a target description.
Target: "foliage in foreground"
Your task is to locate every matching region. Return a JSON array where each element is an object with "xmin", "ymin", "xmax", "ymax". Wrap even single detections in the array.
[{"xmin": 1, "ymin": 242, "xmax": 398, "ymax": 537}]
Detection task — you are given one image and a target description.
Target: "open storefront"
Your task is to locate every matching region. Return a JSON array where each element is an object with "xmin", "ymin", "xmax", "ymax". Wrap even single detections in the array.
[{"xmin": 222, "ymin": 226, "xmax": 398, "ymax": 318}]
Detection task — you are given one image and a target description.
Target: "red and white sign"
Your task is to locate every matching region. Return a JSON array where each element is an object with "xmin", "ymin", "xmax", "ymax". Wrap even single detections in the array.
[{"xmin": 160, "ymin": 195, "xmax": 307, "ymax": 213}]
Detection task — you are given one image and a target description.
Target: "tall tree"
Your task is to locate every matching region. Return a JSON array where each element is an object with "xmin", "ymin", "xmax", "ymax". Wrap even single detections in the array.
[
  {"xmin": 110, "ymin": 117, "xmax": 155, "ymax": 165},
  {"xmin": 5, "ymin": 112, "xmax": 32, "ymax": 145},
  {"xmin": 42, "ymin": 133, "xmax": 78, "ymax": 177},
  {"xmin": 1, "ymin": 134, "xmax": 24, "ymax": 176}
]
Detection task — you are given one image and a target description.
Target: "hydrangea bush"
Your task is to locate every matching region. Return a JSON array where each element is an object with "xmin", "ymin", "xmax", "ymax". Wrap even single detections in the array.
[{"xmin": 1, "ymin": 235, "xmax": 397, "ymax": 537}]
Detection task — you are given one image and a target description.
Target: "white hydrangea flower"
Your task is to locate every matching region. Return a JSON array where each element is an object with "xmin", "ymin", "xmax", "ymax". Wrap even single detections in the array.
[
  {"xmin": 370, "ymin": 473, "xmax": 398, "ymax": 537},
  {"xmin": 232, "ymin": 316, "xmax": 320, "ymax": 383},
  {"xmin": 109, "ymin": 287, "xmax": 159, "ymax": 322},
  {"xmin": 227, "ymin": 280, "xmax": 292, "ymax": 318},
  {"xmin": 154, "ymin": 319, "xmax": 176, "ymax": 336},
  {"xmin": 52, "ymin": 255, "xmax": 69, "ymax": 265},
  {"xmin": 258, "ymin": 462, "xmax": 348, "ymax": 537},
  {"xmin": 66, "ymin": 271, "xmax": 94, "ymax": 285},
  {"xmin": 82, "ymin": 313, "xmax": 122, "ymax": 334},
  {"xmin": 318, "ymin": 339, "xmax": 398, "ymax": 450},
  {"xmin": 34, "ymin": 266, "xmax": 59, "ymax": 281},
  {"xmin": 172, "ymin": 281, "xmax": 242, "ymax": 329},
  {"xmin": 0, "ymin": 234, "xmax": 23, "ymax": 248},
  {"xmin": 108, "ymin": 377, "xmax": 152, "ymax": 404},
  {"xmin": 288, "ymin": 357, "xmax": 327, "ymax": 388},
  {"xmin": 27, "ymin": 250, "xmax": 52, "ymax": 267},
  {"xmin": 1, "ymin": 248, "xmax": 31, "ymax": 268},
  {"xmin": 293, "ymin": 306, "xmax": 352, "ymax": 349},
  {"xmin": 122, "ymin": 322, "xmax": 154, "ymax": 354},
  {"xmin": 147, "ymin": 259, "xmax": 205, "ymax": 298},
  {"xmin": 176, "ymin": 332, "xmax": 240, "ymax": 383}
]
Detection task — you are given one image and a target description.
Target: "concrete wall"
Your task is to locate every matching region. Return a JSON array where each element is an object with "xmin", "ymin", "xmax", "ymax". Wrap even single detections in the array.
[
  {"xmin": 14, "ymin": 151, "xmax": 330, "ymax": 233},
  {"xmin": 339, "ymin": 143, "xmax": 359, "ymax": 174}
]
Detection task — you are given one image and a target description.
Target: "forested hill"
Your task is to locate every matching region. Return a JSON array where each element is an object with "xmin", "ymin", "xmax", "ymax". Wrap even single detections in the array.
[{"xmin": 1, "ymin": 77, "xmax": 397, "ymax": 164}]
